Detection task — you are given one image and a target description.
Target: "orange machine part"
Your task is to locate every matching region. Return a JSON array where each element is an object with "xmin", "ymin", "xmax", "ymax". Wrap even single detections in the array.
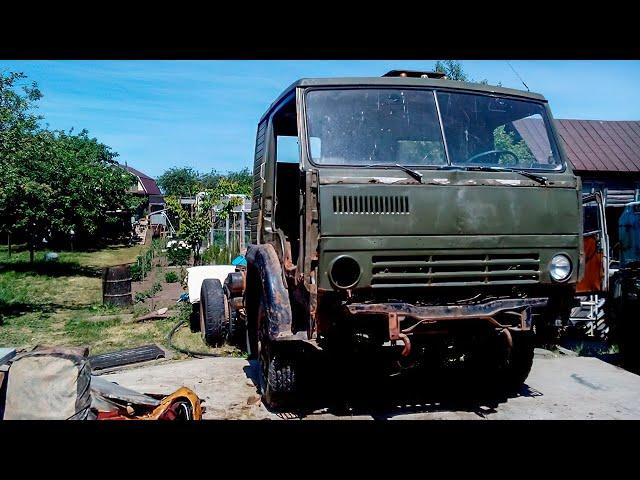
[{"xmin": 577, "ymin": 235, "xmax": 604, "ymax": 294}]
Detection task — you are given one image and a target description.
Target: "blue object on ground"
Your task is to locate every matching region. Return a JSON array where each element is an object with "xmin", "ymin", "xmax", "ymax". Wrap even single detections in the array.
[
  {"xmin": 44, "ymin": 252, "xmax": 59, "ymax": 262},
  {"xmin": 231, "ymin": 255, "xmax": 247, "ymax": 267},
  {"xmin": 177, "ymin": 292, "xmax": 190, "ymax": 303}
]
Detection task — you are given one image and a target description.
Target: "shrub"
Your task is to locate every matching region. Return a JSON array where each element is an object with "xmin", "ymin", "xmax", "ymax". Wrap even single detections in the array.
[
  {"xmin": 130, "ymin": 263, "xmax": 143, "ymax": 281},
  {"xmin": 166, "ymin": 239, "xmax": 191, "ymax": 265},
  {"xmin": 165, "ymin": 271, "xmax": 179, "ymax": 283},
  {"xmin": 202, "ymin": 243, "xmax": 238, "ymax": 265}
]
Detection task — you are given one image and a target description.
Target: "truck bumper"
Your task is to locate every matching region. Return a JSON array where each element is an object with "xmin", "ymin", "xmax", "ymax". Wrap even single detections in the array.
[{"xmin": 346, "ymin": 297, "xmax": 547, "ymax": 356}]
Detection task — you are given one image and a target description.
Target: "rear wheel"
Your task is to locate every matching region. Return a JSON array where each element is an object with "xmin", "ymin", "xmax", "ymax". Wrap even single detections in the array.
[{"xmin": 199, "ymin": 279, "xmax": 227, "ymax": 347}]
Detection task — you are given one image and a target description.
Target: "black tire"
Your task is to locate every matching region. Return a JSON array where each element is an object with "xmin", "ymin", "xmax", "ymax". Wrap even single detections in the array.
[
  {"xmin": 227, "ymin": 302, "xmax": 242, "ymax": 346},
  {"xmin": 199, "ymin": 278, "xmax": 227, "ymax": 347},
  {"xmin": 498, "ymin": 331, "xmax": 535, "ymax": 393},
  {"xmin": 256, "ymin": 298, "xmax": 298, "ymax": 410},
  {"xmin": 259, "ymin": 343, "xmax": 298, "ymax": 410},
  {"xmin": 467, "ymin": 330, "xmax": 535, "ymax": 394},
  {"xmin": 244, "ymin": 267, "xmax": 259, "ymax": 359},
  {"xmin": 189, "ymin": 302, "xmax": 200, "ymax": 333}
]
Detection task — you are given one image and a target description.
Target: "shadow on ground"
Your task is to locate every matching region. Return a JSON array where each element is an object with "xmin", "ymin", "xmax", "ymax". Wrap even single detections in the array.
[
  {"xmin": 0, "ymin": 301, "xmax": 95, "ymax": 317},
  {"xmin": 243, "ymin": 358, "xmax": 539, "ymax": 420},
  {"xmin": 0, "ymin": 260, "xmax": 100, "ymax": 278}
]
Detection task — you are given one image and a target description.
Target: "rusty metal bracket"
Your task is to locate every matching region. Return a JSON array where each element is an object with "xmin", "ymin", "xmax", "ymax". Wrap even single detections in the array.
[
  {"xmin": 348, "ymin": 298, "xmax": 547, "ymax": 334},
  {"xmin": 387, "ymin": 311, "xmax": 411, "ymax": 356}
]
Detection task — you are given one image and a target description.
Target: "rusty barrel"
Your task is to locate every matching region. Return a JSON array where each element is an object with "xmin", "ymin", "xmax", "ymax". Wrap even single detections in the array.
[{"xmin": 102, "ymin": 264, "xmax": 132, "ymax": 307}]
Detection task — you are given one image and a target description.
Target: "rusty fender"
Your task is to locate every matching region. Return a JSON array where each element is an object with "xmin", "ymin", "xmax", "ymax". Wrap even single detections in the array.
[
  {"xmin": 346, "ymin": 298, "xmax": 547, "ymax": 333},
  {"xmin": 246, "ymin": 244, "xmax": 294, "ymax": 342}
]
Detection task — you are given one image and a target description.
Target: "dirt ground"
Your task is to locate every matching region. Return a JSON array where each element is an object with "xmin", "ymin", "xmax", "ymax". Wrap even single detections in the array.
[{"xmin": 102, "ymin": 348, "xmax": 640, "ymax": 420}]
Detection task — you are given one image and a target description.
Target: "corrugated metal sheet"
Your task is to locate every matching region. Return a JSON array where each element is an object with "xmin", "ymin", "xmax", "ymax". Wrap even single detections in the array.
[{"xmin": 555, "ymin": 120, "xmax": 640, "ymax": 173}]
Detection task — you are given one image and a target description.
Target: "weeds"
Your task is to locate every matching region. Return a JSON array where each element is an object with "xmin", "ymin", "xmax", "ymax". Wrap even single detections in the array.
[
  {"xmin": 134, "ymin": 282, "xmax": 163, "ymax": 303},
  {"xmin": 165, "ymin": 271, "xmax": 179, "ymax": 283}
]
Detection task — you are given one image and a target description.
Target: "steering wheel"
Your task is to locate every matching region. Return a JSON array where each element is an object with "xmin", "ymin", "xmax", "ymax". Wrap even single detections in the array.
[{"xmin": 466, "ymin": 149, "xmax": 519, "ymax": 165}]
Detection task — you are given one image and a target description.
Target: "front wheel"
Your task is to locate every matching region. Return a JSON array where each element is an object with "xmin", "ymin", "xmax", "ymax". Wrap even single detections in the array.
[
  {"xmin": 498, "ymin": 331, "xmax": 535, "ymax": 393},
  {"xmin": 468, "ymin": 330, "xmax": 535, "ymax": 394},
  {"xmin": 259, "ymin": 344, "xmax": 298, "ymax": 410},
  {"xmin": 256, "ymin": 300, "xmax": 299, "ymax": 410}
]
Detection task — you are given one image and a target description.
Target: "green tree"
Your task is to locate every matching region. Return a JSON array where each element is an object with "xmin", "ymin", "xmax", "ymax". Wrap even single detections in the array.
[
  {"xmin": 1, "ymin": 71, "xmax": 139, "ymax": 261},
  {"xmin": 493, "ymin": 125, "xmax": 535, "ymax": 165},
  {"xmin": 157, "ymin": 167, "xmax": 200, "ymax": 197},
  {"xmin": 165, "ymin": 176, "xmax": 245, "ymax": 265},
  {"xmin": 0, "ymin": 72, "xmax": 45, "ymax": 261},
  {"xmin": 434, "ymin": 60, "xmax": 491, "ymax": 85},
  {"xmin": 198, "ymin": 167, "xmax": 252, "ymax": 196}
]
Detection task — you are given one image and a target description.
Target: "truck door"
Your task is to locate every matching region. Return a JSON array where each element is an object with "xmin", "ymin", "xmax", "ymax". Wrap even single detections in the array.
[{"xmin": 577, "ymin": 192, "xmax": 609, "ymax": 294}]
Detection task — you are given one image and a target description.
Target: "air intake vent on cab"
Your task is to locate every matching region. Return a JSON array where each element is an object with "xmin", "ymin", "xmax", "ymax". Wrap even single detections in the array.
[{"xmin": 332, "ymin": 195, "xmax": 410, "ymax": 215}]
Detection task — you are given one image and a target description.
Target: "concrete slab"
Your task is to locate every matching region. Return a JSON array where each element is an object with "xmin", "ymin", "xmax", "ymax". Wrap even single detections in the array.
[{"xmin": 103, "ymin": 353, "xmax": 640, "ymax": 420}]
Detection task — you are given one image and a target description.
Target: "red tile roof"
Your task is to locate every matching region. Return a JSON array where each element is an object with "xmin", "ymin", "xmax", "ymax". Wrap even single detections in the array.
[{"xmin": 555, "ymin": 120, "xmax": 640, "ymax": 173}]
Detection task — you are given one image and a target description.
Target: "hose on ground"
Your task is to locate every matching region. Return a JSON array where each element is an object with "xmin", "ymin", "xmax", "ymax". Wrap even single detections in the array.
[{"xmin": 167, "ymin": 319, "xmax": 225, "ymax": 358}]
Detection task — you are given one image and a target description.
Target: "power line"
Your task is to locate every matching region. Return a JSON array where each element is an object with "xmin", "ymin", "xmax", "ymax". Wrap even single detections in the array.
[{"xmin": 506, "ymin": 60, "xmax": 530, "ymax": 92}]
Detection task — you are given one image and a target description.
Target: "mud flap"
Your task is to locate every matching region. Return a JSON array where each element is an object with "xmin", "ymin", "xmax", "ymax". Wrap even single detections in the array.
[{"xmin": 246, "ymin": 244, "xmax": 293, "ymax": 342}]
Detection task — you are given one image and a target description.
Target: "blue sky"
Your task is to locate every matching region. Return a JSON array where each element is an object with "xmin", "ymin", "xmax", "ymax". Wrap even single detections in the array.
[{"xmin": 2, "ymin": 60, "xmax": 639, "ymax": 178}]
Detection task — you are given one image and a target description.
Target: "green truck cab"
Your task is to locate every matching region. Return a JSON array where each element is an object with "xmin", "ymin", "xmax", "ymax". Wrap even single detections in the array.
[{"xmin": 202, "ymin": 71, "xmax": 584, "ymax": 408}]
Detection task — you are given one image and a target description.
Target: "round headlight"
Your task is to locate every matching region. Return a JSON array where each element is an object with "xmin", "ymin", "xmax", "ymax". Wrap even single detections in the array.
[{"xmin": 550, "ymin": 254, "xmax": 572, "ymax": 282}]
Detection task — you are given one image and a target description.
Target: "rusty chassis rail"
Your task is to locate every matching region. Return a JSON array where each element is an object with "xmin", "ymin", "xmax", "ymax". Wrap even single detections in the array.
[{"xmin": 346, "ymin": 298, "xmax": 547, "ymax": 356}]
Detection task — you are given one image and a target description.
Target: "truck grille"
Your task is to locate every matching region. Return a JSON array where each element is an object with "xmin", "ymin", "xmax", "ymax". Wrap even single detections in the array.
[
  {"xmin": 332, "ymin": 195, "xmax": 409, "ymax": 215},
  {"xmin": 371, "ymin": 253, "xmax": 540, "ymax": 287}
]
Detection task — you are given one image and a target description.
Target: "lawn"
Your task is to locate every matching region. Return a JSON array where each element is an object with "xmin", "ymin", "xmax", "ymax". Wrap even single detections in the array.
[{"xmin": 0, "ymin": 243, "xmax": 236, "ymax": 357}]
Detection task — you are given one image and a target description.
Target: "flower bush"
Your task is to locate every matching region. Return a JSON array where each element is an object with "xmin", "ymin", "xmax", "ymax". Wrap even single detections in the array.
[{"xmin": 166, "ymin": 239, "xmax": 191, "ymax": 265}]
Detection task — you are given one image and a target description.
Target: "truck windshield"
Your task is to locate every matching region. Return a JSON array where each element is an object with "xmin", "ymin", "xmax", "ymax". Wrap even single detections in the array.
[{"xmin": 305, "ymin": 89, "xmax": 562, "ymax": 171}]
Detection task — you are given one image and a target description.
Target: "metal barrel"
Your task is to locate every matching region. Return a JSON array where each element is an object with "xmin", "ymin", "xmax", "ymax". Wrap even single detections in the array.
[{"xmin": 102, "ymin": 264, "xmax": 133, "ymax": 307}]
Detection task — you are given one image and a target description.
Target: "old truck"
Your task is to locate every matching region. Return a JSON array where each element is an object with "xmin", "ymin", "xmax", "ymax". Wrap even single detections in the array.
[
  {"xmin": 194, "ymin": 71, "xmax": 598, "ymax": 408},
  {"xmin": 606, "ymin": 201, "xmax": 640, "ymax": 368}
]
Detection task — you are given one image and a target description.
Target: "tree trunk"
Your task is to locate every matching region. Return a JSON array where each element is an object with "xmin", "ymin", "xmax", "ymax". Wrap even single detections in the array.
[
  {"xmin": 7, "ymin": 232, "xmax": 11, "ymax": 257},
  {"xmin": 29, "ymin": 244, "xmax": 35, "ymax": 264}
]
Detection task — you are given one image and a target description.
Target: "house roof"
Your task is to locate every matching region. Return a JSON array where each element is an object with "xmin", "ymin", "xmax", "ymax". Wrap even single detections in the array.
[
  {"xmin": 120, "ymin": 164, "xmax": 162, "ymax": 195},
  {"xmin": 554, "ymin": 120, "xmax": 640, "ymax": 173},
  {"xmin": 515, "ymin": 119, "xmax": 640, "ymax": 173}
]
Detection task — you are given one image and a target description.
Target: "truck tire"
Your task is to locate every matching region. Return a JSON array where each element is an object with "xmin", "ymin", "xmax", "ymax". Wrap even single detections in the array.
[
  {"xmin": 199, "ymin": 278, "xmax": 227, "ymax": 347},
  {"xmin": 256, "ymin": 297, "xmax": 298, "ymax": 410},
  {"xmin": 467, "ymin": 330, "xmax": 535, "ymax": 394},
  {"xmin": 227, "ymin": 300, "xmax": 245, "ymax": 348},
  {"xmin": 259, "ymin": 343, "xmax": 298, "ymax": 410},
  {"xmin": 498, "ymin": 331, "xmax": 535, "ymax": 393},
  {"xmin": 189, "ymin": 302, "xmax": 200, "ymax": 333}
]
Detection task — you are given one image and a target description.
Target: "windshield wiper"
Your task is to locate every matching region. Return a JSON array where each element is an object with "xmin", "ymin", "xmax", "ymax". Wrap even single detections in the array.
[
  {"xmin": 462, "ymin": 165, "xmax": 548, "ymax": 185},
  {"xmin": 363, "ymin": 163, "xmax": 423, "ymax": 183}
]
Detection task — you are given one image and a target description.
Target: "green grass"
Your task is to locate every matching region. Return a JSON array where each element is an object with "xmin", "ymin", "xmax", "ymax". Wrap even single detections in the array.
[
  {"xmin": 0, "ymin": 243, "xmax": 243, "ymax": 357},
  {"xmin": 0, "ymin": 243, "xmax": 177, "ymax": 355}
]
